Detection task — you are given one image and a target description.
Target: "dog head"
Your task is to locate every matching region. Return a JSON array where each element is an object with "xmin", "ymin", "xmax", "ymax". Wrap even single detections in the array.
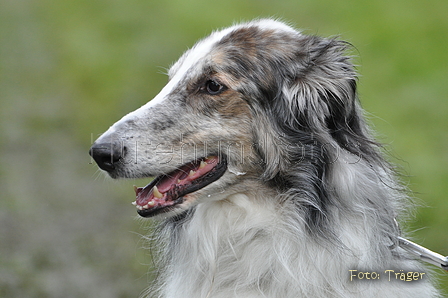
[{"xmin": 90, "ymin": 19, "xmax": 375, "ymax": 219}]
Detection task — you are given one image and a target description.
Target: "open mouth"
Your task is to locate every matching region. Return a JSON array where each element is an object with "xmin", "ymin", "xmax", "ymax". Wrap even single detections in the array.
[{"xmin": 132, "ymin": 155, "xmax": 227, "ymax": 217}]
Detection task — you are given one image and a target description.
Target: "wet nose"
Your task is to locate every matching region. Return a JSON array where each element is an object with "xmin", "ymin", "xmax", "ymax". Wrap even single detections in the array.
[{"xmin": 89, "ymin": 141, "xmax": 125, "ymax": 172}]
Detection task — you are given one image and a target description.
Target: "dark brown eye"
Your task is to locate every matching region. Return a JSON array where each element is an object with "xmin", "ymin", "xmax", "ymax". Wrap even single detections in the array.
[{"xmin": 205, "ymin": 80, "xmax": 224, "ymax": 95}]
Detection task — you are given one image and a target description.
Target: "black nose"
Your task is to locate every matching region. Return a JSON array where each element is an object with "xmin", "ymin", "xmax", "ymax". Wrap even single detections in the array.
[{"xmin": 89, "ymin": 141, "xmax": 125, "ymax": 172}]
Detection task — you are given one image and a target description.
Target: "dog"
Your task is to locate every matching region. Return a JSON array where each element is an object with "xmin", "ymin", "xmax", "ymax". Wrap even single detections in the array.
[{"xmin": 89, "ymin": 19, "xmax": 440, "ymax": 298}]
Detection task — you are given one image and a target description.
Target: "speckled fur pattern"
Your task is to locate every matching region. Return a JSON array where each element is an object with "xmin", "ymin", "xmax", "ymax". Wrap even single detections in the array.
[{"xmin": 92, "ymin": 19, "xmax": 440, "ymax": 297}]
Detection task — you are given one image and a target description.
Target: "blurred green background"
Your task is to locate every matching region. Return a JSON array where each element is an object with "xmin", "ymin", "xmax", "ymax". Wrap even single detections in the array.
[{"xmin": 1, "ymin": 0, "xmax": 447, "ymax": 297}]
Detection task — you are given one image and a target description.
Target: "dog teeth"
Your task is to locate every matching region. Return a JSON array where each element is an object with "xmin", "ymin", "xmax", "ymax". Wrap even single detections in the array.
[
  {"xmin": 145, "ymin": 200, "xmax": 156, "ymax": 209},
  {"xmin": 189, "ymin": 170, "xmax": 196, "ymax": 177},
  {"xmin": 133, "ymin": 190, "xmax": 160, "ymax": 210},
  {"xmin": 199, "ymin": 160, "xmax": 207, "ymax": 169},
  {"xmin": 177, "ymin": 179, "xmax": 182, "ymax": 183},
  {"xmin": 153, "ymin": 186, "xmax": 164, "ymax": 198},
  {"xmin": 136, "ymin": 200, "xmax": 156, "ymax": 210},
  {"xmin": 134, "ymin": 185, "xmax": 143, "ymax": 196}
]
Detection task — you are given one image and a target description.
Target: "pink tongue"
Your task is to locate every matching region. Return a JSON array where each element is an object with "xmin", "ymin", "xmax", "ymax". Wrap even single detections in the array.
[
  {"xmin": 135, "ymin": 157, "xmax": 219, "ymax": 207},
  {"xmin": 155, "ymin": 162, "xmax": 196, "ymax": 193},
  {"xmin": 157, "ymin": 170, "xmax": 185, "ymax": 192}
]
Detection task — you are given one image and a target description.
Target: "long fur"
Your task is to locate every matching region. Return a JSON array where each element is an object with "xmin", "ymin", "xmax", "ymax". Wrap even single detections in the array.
[{"xmin": 91, "ymin": 19, "xmax": 440, "ymax": 297}]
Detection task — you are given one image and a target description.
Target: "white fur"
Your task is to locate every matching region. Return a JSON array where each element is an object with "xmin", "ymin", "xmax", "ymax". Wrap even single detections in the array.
[
  {"xmin": 90, "ymin": 19, "xmax": 441, "ymax": 298},
  {"xmin": 148, "ymin": 154, "xmax": 439, "ymax": 298}
]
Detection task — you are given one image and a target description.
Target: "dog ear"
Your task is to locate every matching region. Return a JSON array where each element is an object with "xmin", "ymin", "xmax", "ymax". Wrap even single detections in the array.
[{"xmin": 279, "ymin": 36, "xmax": 380, "ymax": 163}]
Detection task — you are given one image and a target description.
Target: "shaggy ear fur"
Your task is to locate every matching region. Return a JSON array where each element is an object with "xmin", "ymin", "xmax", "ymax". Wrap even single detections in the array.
[
  {"xmin": 260, "ymin": 35, "xmax": 384, "ymax": 172},
  {"xmin": 285, "ymin": 36, "xmax": 383, "ymax": 163},
  {"xmin": 255, "ymin": 35, "xmax": 386, "ymax": 235}
]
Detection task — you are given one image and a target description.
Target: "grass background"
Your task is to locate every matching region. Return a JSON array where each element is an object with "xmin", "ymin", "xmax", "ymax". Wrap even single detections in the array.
[{"xmin": 1, "ymin": 0, "xmax": 447, "ymax": 296}]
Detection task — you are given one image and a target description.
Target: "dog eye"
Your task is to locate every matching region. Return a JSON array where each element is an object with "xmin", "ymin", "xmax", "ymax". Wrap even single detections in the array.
[{"xmin": 205, "ymin": 80, "xmax": 225, "ymax": 95}]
